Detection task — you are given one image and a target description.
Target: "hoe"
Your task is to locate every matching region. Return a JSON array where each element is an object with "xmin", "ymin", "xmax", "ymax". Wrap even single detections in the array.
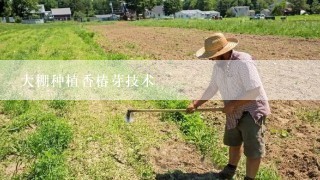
[{"xmin": 125, "ymin": 107, "xmax": 223, "ymax": 123}]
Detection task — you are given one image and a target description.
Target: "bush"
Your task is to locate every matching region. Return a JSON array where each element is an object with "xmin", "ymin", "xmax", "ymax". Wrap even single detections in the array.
[
  {"xmin": 25, "ymin": 149, "xmax": 68, "ymax": 179},
  {"xmin": 272, "ymin": 4, "xmax": 284, "ymax": 16},
  {"xmin": 226, "ymin": 8, "xmax": 235, "ymax": 17},
  {"xmin": 48, "ymin": 100, "xmax": 68, "ymax": 110},
  {"xmin": 15, "ymin": 16, "xmax": 22, "ymax": 23},
  {"xmin": 73, "ymin": 11, "xmax": 86, "ymax": 21},
  {"xmin": 3, "ymin": 100, "xmax": 30, "ymax": 116},
  {"xmin": 24, "ymin": 118, "xmax": 72, "ymax": 156}
]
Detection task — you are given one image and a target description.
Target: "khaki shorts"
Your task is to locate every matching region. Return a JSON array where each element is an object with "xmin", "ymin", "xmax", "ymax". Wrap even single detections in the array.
[{"xmin": 223, "ymin": 111, "xmax": 266, "ymax": 158}]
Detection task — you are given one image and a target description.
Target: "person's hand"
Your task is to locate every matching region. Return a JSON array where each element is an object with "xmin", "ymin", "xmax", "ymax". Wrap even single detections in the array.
[
  {"xmin": 223, "ymin": 103, "xmax": 235, "ymax": 114},
  {"xmin": 186, "ymin": 102, "xmax": 197, "ymax": 114}
]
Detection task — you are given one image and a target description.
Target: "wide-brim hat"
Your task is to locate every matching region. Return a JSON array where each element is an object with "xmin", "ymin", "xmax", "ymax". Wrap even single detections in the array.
[{"xmin": 196, "ymin": 33, "xmax": 239, "ymax": 59}]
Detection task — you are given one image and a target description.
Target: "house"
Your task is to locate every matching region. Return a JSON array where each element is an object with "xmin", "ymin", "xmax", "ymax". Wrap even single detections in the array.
[
  {"xmin": 201, "ymin": 11, "xmax": 220, "ymax": 19},
  {"xmin": 175, "ymin": 10, "xmax": 203, "ymax": 19},
  {"xmin": 249, "ymin": 10, "xmax": 255, "ymax": 16},
  {"xmin": 261, "ymin": 9, "xmax": 271, "ymax": 16},
  {"xmin": 231, "ymin": 6, "xmax": 250, "ymax": 17},
  {"xmin": 51, "ymin": 8, "xmax": 72, "ymax": 20},
  {"xmin": 150, "ymin": 5, "xmax": 165, "ymax": 18},
  {"xmin": 95, "ymin": 14, "xmax": 120, "ymax": 21},
  {"xmin": 1, "ymin": 17, "xmax": 5, "ymax": 23},
  {"xmin": 30, "ymin": 4, "xmax": 45, "ymax": 19}
]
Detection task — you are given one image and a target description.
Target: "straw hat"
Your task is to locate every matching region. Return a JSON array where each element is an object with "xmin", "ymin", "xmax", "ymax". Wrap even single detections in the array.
[{"xmin": 196, "ymin": 33, "xmax": 239, "ymax": 59}]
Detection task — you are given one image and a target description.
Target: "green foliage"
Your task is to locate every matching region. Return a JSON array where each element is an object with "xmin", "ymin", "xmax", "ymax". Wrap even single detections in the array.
[
  {"xmin": 14, "ymin": 16, "xmax": 22, "ymax": 23},
  {"xmin": 38, "ymin": 0, "xmax": 58, "ymax": 10},
  {"xmin": 48, "ymin": 100, "xmax": 68, "ymax": 110},
  {"xmin": 73, "ymin": 11, "xmax": 86, "ymax": 21},
  {"xmin": 0, "ymin": 23, "xmax": 127, "ymax": 60},
  {"xmin": 163, "ymin": 0, "xmax": 182, "ymax": 16},
  {"xmin": 24, "ymin": 149, "xmax": 68, "ymax": 179},
  {"xmin": 156, "ymin": 100, "xmax": 227, "ymax": 164},
  {"xmin": 133, "ymin": 16, "xmax": 320, "ymax": 38},
  {"xmin": 311, "ymin": 0, "xmax": 320, "ymax": 14},
  {"xmin": 3, "ymin": 100, "xmax": 30, "ymax": 117},
  {"xmin": 272, "ymin": 4, "xmax": 285, "ymax": 15},
  {"xmin": 126, "ymin": 0, "xmax": 157, "ymax": 15},
  {"xmin": 8, "ymin": 112, "xmax": 57, "ymax": 132},
  {"xmin": 11, "ymin": 0, "xmax": 38, "ymax": 17},
  {"xmin": 226, "ymin": 8, "xmax": 235, "ymax": 17},
  {"xmin": 289, "ymin": 0, "xmax": 309, "ymax": 14},
  {"xmin": 24, "ymin": 117, "xmax": 72, "ymax": 156},
  {"xmin": 298, "ymin": 108, "xmax": 320, "ymax": 123}
]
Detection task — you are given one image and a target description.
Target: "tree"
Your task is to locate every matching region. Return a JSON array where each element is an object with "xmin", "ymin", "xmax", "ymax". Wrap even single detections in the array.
[
  {"xmin": 289, "ymin": 0, "xmax": 309, "ymax": 14},
  {"xmin": 12, "ymin": 0, "xmax": 38, "ymax": 17},
  {"xmin": 0, "ymin": 0, "xmax": 5, "ymax": 16},
  {"xmin": 93, "ymin": 0, "xmax": 110, "ymax": 14},
  {"xmin": 126, "ymin": 0, "xmax": 156, "ymax": 16},
  {"xmin": 216, "ymin": 0, "xmax": 234, "ymax": 16},
  {"xmin": 311, "ymin": 0, "xmax": 320, "ymax": 13},
  {"xmin": 163, "ymin": 0, "xmax": 181, "ymax": 16},
  {"xmin": 38, "ymin": 0, "xmax": 58, "ymax": 10}
]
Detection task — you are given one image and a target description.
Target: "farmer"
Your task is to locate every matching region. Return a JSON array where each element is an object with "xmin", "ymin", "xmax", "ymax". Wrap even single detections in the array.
[{"xmin": 187, "ymin": 33, "xmax": 270, "ymax": 180}]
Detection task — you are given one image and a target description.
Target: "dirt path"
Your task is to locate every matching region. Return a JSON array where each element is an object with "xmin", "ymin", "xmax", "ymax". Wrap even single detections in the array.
[
  {"xmin": 91, "ymin": 22, "xmax": 320, "ymax": 60},
  {"xmin": 89, "ymin": 22, "xmax": 320, "ymax": 179}
]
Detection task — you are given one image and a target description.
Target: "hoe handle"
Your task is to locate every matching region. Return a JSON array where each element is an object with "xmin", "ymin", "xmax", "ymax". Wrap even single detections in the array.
[{"xmin": 128, "ymin": 108, "xmax": 223, "ymax": 113}]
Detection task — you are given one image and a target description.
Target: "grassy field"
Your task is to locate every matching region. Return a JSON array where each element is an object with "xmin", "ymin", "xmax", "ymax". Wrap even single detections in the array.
[
  {"xmin": 0, "ymin": 22, "xmax": 281, "ymax": 179},
  {"xmin": 133, "ymin": 15, "xmax": 320, "ymax": 38},
  {"xmin": 0, "ymin": 22, "xmax": 125, "ymax": 60}
]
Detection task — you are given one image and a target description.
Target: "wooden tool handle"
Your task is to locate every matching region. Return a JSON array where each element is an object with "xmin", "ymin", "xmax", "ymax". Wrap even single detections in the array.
[{"xmin": 128, "ymin": 108, "xmax": 223, "ymax": 113}]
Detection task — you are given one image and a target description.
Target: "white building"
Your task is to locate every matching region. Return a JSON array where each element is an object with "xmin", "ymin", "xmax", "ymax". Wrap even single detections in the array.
[
  {"xmin": 201, "ymin": 11, "xmax": 220, "ymax": 19},
  {"xmin": 150, "ymin": 5, "xmax": 165, "ymax": 18},
  {"xmin": 231, "ymin": 6, "xmax": 250, "ymax": 17},
  {"xmin": 175, "ymin": 10, "xmax": 203, "ymax": 19}
]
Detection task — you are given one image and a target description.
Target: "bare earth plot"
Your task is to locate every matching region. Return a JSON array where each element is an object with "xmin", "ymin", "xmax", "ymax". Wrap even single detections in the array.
[
  {"xmin": 91, "ymin": 22, "xmax": 320, "ymax": 60},
  {"xmin": 89, "ymin": 22, "xmax": 320, "ymax": 180}
]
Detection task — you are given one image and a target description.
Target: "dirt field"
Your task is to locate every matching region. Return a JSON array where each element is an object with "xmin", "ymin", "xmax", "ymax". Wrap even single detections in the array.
[
  {"xmin": 91, "ymin": 22, "xmax": 320, "ymax": 60},
  {"xmin": 89, "ymin": 22, "xmax": 320, "ymax": 179}
]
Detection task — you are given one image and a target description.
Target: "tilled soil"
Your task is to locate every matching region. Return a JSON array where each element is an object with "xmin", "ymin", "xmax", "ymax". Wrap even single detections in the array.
[
  {"xmin": 91, "ymin": 22, "xmax": 320, "ymax": 60},
  {"xmin": 89, "ymin": 22, "xmax": 320, "ymax": 179}
]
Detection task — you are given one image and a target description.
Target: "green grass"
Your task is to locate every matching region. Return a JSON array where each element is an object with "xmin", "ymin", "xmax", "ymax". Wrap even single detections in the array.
[
  {"xmin": 0, "ymin": 22, "xmax": 127, "ymax": 60},
  {"xmin": 132, "ymin": 15, "xmax": 320, "ymax": 38},
  {"xmin": 0, "ymin": 22, "xmax": 282, "ymax": 179},
  {"xmin": 297, "ymin": 107, "xmax": 320, "ymax": 124}
]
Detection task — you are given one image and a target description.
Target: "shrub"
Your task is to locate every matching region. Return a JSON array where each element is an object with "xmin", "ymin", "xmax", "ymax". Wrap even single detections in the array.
[
  {"xmin": 15, "ymin": 16, "xmax": 22, "ymax": 23},
  {"xmin": 25, "ymin": 149, "xmax": 68, "ymax": 179},
  {"xmin": 3, "ymin": 100, "xmax": 30, "ymax": 116},
  {"xmin": 24, "ymin": 118, "xmax": 72, "ymax": 156},
  {"xmin": 48, "ymin": 100, "xmax": 68, "ymax": 110}
]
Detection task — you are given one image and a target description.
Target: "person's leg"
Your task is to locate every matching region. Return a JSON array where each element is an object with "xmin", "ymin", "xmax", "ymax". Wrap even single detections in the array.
[
  {"xmin": 239, "ymin": 112, "xmax": 266, "ymax": 179},
  {"xmin": 229, "ymin": 145, "xmax": 242, "ymax": 166},
  {"xmin": 219, "ymin": 126, "xmax": 243, "ymax": 179},
  {"xmin": 246, "ymin": 157, "xmax": 261, "ymax": 178}
]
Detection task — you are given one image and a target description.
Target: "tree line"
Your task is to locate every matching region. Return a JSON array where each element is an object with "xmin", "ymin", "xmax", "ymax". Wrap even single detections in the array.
[{"xmin": 0, "ymin": 0, "xmax": 320, "ymax": 18}]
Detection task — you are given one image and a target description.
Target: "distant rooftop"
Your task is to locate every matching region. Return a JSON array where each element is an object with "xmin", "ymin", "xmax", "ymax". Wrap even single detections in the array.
[{"xmin": 51, "ymin": 8, "xmax": 72, "ymax": 15}]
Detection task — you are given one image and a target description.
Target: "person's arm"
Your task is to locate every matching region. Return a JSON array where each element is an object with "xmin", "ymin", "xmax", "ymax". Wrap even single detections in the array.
[{"xmin": 187, "ymin": 69, "xmax": 219, "ymax": 113}]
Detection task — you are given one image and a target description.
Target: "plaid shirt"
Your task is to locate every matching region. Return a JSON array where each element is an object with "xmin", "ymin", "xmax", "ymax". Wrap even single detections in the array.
[{"xmin": 209, "ymin": 50, "xmax": 271, "ymax": 129}]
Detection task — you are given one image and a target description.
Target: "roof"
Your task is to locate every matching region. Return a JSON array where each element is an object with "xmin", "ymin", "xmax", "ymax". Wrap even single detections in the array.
[
  {"xmin": 95, "ymin": 14, "xmax": 113, "ymax": 18},
  {"xmin": 30, "ymin": 4, "xmax": 45, "ymax": 14},
  {"xmin": 151, "ymin": 5, "xmax": 164, "ymax": 14},
  {"xmin": 177, "ymin": 10, "xmax": 202, "ymax": 14},
  {"xmin": 51, "ymin": 8, "xmax": 71, "ymax": 15},
  {"xmin": 202, "ymin": 11, "xmax": 219, "ymax": 13},
  {"xmin": 232, "ymin": 6, "xmax": 250, "ymax": 10},
  {"xmin": 261, "ymin": 9, "xmax": 270, "ymax": 12}
]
